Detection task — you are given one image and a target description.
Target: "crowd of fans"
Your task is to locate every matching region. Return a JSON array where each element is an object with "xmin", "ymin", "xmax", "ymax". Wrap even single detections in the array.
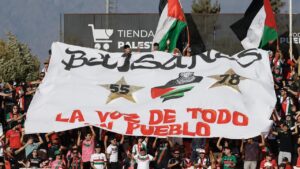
[{"xmin": 0, "ymin": 46, "xmax": 300, "ymax": 169}]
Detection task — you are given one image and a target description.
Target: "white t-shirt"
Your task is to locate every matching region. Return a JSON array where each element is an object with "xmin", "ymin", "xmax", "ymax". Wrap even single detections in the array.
[
  {"xmin": 106, "ymin": 144, "xmax": 118, "ymax": 162},
  {"xmin": 134, "ymin": 154, "xmax": 154, "ymax": 169},
  {"xmin": 132, "ymin": 141, "xmax": 147, "ymax": 155},
  {"xmin": 197, "ymin": 157, "xmax": 210, "ymax": 168},
  {"xmin": 90, "ymin": 153, "xmax": 107, "ymax": 169},
  {"xmin": 0, "ymin": 141, "xmax": 3, "ymax": 157}
]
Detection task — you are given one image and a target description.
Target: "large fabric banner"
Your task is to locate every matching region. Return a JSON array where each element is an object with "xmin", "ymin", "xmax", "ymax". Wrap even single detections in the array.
[{"xmin": 25, "ymin": 42, "xmax": 276, "ymax": 138}]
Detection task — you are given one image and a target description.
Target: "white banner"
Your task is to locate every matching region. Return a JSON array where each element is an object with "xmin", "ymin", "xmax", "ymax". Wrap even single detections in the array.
[{"xmin": 25, "ymin": 42, "xmax": 276, "ymax": 139}]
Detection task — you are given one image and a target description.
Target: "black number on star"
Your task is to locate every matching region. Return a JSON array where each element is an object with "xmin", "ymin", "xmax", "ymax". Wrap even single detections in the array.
[
  {"xmin": 218, "ymin": 74, "xmax": 241, "ymax": 85},
  {"xmin": 229, "ymin": 74, "xmax": 240, "ymax": 85},
  {"xmin": 109, "ymin": 84, "xmax": 130, "ymax": 94}
]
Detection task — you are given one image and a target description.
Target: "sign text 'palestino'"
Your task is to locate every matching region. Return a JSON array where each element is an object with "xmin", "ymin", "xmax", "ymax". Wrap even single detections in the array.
[{"xmin": 116, "ymin": 29, "xmax": 154, "ymax": 49}]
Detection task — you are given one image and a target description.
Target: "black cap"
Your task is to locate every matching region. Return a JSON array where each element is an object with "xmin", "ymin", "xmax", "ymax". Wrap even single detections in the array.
[
  {"xmin": 282, "ymin": 157, "xmax": 289, "ymax": 162},
  {"xmin": 95, "ymin": 143, "xmax": 101, "ymax": 148},
  {"xmin": 123, "ymin": 45, "xmax": 130, "ymax": 49},
  {"xmin": 110, "ymin": 137, "xmax": 117, "ymax": 142},
  {"xmin": 153, "ymin": 43, "xmax": 159, "ymax": 47}
]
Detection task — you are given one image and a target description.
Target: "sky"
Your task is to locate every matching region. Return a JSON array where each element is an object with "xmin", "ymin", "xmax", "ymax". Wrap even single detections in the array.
[{"xmin": 0, "ymin": 0, "xmax": 299, "ymax": 62}]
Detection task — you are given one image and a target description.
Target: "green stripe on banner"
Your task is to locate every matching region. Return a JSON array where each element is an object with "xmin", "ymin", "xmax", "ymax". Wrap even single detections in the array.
[
  {"xmin": 159, "ymin": 20, "xmax": 187, "ymax": 52},
  {"xmin": 163, "ymin": 92, "xmax": 184, "ymax": 99},
  {"xmin": 161, "ymin": 86, "xmax": 193, "ymax": 98},
  {"xmin": 259, "ymin": 26, "xmax": 278, "ymax": 48}
]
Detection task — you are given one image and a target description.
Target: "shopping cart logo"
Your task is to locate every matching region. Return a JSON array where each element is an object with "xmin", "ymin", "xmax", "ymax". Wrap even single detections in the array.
[{"xmin": 88, "ymin": 24, "xmax": 114, "ymax": 50}]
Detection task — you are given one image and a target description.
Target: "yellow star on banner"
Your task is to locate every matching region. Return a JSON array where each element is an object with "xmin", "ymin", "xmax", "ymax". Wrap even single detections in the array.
[
  {"xmin": 208, "ymin": 69, "xmax": 247, "ymax": 93},
  {"xmin": 100, "ymin": 77, "xmax": 144, "ymax": 104}
]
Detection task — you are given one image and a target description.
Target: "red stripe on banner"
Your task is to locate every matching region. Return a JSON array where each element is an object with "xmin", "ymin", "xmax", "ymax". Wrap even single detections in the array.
[
  {"xmin": 264, "ymin": 0, "xmax": 277, "ymax": 29},
  {"xmin": 151, "ymin": 87, "xmax": 175, "ymax": 98},
  {"xmin": 168, "ymin": 0, "xmax": 186, "ymax": 22}
]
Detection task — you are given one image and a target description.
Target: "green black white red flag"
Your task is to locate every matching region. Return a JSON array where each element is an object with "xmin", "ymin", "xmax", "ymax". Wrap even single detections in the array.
[
  {"xmin": 152, "ymin": 0, "xmax": 187, "ymax": 52},
  {"xmin": 231, "ymin": 0, "xmax": 278, "ymax": 49}
]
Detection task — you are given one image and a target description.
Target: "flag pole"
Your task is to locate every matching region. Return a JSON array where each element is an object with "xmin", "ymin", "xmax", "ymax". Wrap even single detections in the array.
[
  {"xmin": 106, "ymin": 0, "xmax": 109, "ymax": 14},
  {"xmin": 289, "ymin": 0, "xmax": 293, "ymax": 60},
  {"xmin": 180, "ymin": 0, "xmax": 190, "ymax": 48},
  {"xmin": 186, "ymin": 24, "xmax": 190, "ymax": 47}
]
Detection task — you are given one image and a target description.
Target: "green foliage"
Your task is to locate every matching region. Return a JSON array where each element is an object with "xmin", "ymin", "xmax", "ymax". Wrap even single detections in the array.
[
  {"xmin": 0, "ymin": 32, "xmax": 40, "ymax": 82},
  {"xmin": 192, "ymin": 0, "xmax": 220, "ymax": 14},
  {"xmin": 270, "ymin": 0, "xmax": 285, "ymax": 14},
  {"xmin": 191, "ymin": 0, "xmax": 284, "ymax": 14}
]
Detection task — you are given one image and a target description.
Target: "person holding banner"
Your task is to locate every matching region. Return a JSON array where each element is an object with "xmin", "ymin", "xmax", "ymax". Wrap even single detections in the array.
[
  {"xmin": 133, "ymin": 148, "xmax": 157, "ymax": 169},
  {"xmin": 121, "ymin": 45, "xmax": 132, "ymax": 58},
  {"xmin": 24, "ymin": 134, "xmax": 43, "ymax": 158},
  {"xmin": 119, "ymin": 45, "xmax": 132, "ymax": 72},
  {"xmin": 132, "ymin": 137, "xmax": 148, "ymax": 156},
  {"xmin": 131, "ymin": 137, "xmax": 148, "ymax": 169},
  {"xmin": 152, "ymin": 137, "xmax": 173, "ymax": 169},
  {"xmin": 67, "ymin": 148, "xmax": 82, "ymax": 169},
  {"xmin": 191, "ymin": 138, "xmax": 206, "ymax": 163},
  {"xmin": 103, "ymin": 131, "xmax": 115, "ymax": 151},
  {"xmin": 240, "ymin": 134, "xmax": 265, "ymax": 169},
  {"xmin": 77, "ymin": 126, "xmax": 96, "ymax": 169},
  {"xmin": 106, "ymin": 135, "xmax": 124, "ymax": 169},
  {"xmin": 46, "ymin": 132, "xmax": 65, "ymax": 160},
  {"xmin": 219, "ymin": 147, "xmax": 237, "ymax": 169},
  {"xmin": 216, "ymin": 138, "xmax": 231, "ymax": 157},
  {"xmin": 194, "ymin": 148, "xmax": 210, "ymax": 169},
  {"xmin": 152, "ymin": 43, "xmax": 160, "ymax": 51},
  {"xmin": 167, "ymin": 149, "xmax": 182, "ymax": 169},
  {"xmin": 90, "ymin": 143, "xmax": 107, "ymax": 169}
]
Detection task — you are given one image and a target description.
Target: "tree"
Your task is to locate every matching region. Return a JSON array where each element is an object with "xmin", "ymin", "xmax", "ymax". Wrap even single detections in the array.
[
  {"xmin": 192, "ymin": 0, "xmax": 220, "ymax": 14},
  {"xmin": 270, "ymin": 0, "xmax": 285, "ymax": 14},
  {"xmin": 0, "ymin": 32, "xmax": 40, "ymax": 82}
]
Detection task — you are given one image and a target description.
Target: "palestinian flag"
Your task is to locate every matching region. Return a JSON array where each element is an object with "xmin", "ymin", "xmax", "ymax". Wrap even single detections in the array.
[
  {"xmin": 230, "ymin": 0, "xmax": 278, "ymax": 49},
  {"xmin": 151, "ymin": 72, "xmax": 203, "ymax": 102},
  {"xmin": 152, "ymin": 0, "xmax": 187, "ymax": 52},
  {"xmin": 152, "ymin": 86, "xmax": 194, "ymax": 102}
]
